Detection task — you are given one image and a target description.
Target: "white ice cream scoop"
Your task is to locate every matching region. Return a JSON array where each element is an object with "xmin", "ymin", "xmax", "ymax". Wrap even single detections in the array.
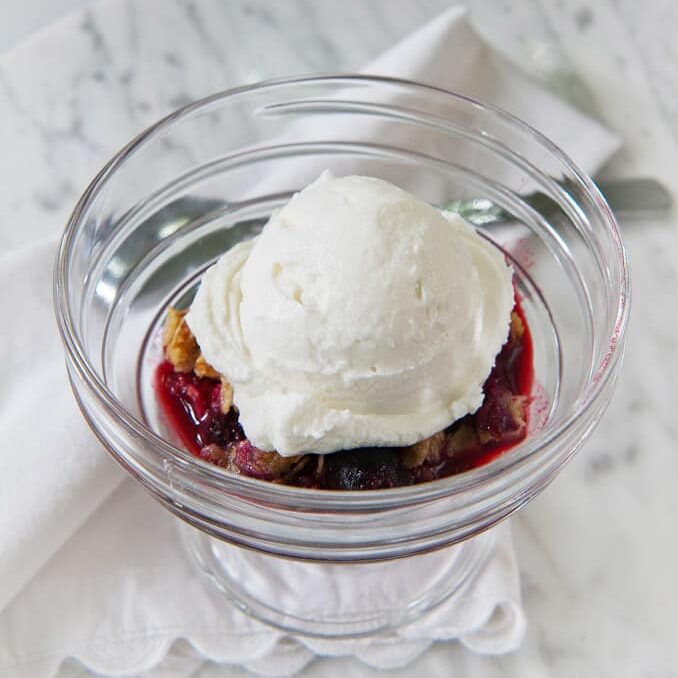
[{"xmin": 187, "ymin": 172, "xmax": 514, "ymax": 455}]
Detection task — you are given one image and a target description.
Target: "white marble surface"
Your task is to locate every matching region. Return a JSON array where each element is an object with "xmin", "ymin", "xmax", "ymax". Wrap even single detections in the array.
[
  {"xmin": 1, "ymin": 1, "xmax": 677, "ymax": 676},
  {"xmin": 0, "ymin": 0, "xmax": 95, "ymax": 53}
]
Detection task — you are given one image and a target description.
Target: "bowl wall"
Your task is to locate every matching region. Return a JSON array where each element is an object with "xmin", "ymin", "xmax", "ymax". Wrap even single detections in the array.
[{"xmin": 56, "ymin": 76, "xmax": 628, "ymax": 563}]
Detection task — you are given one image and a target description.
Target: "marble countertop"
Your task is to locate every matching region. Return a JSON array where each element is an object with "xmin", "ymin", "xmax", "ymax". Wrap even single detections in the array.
[{"xmin": 1, "ymin": 1, "xmax": 677, "ymax": 676}]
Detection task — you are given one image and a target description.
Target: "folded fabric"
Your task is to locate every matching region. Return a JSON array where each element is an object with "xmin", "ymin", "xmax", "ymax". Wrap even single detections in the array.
[
  {"xmin": 366, "ymin": 6, "xmax": 619, "ymax": 172},
  {"xmin": 0, "ymin": 482, "xmax": 524, "ymax": 678},
  {"xmin": 0, "ymin": 237, "xmax": 124, "ymax": 615},
  {"xmin": 0, "ymin": 5, "xmax": 620, "ymax": 677}
]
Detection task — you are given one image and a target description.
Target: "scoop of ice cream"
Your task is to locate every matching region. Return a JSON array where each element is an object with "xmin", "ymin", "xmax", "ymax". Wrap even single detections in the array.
[{"xmin": 186, "ymin": 172, "xmax": 513, "ymax": 455}]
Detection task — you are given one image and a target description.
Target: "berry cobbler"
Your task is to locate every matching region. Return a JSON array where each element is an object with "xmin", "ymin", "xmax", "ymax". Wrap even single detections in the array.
[{"xmin": 155, "ymin": 173, "xmax": 533, "ymax": 490}]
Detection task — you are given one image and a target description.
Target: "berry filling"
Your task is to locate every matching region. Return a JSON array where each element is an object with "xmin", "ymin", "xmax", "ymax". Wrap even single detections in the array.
[{"xmin": 155, "ymin": 299, "xmax": 533, "ymax": 489}]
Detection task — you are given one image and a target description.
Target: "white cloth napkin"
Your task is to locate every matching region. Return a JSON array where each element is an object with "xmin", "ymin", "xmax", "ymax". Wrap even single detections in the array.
[{"xmin": 0, "ymin": 6, "xmax": 620, "ymax": 677}]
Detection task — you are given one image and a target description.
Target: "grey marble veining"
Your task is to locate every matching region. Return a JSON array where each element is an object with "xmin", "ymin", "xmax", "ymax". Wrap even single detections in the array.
[
  {"xmin": 0, "ymin": 0, "xmax": 447, "ymax": 249},
  {"xmin": 1, "ymin": 1, "xmax": 677, "ymax": 676}
]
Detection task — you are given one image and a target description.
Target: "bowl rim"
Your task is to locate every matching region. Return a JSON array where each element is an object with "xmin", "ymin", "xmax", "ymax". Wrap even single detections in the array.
[{"xmin": 53, "ymin": 73, "xmax": 630, "ymax": 510}]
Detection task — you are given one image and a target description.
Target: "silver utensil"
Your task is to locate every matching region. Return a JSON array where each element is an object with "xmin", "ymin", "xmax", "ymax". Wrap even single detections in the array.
[{"xmin": 447, "ymin": 178, "xmax": 672, "ymax": 226}]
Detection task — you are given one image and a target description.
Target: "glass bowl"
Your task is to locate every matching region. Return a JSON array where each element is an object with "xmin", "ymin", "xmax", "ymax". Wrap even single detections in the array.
[{"xmin": 54, "ymin": 75, "xmax": 629, "ymax": 638}]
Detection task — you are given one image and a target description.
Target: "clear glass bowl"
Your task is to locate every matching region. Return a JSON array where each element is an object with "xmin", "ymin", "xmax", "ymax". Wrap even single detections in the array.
[{"xmin": 54, "ymin": 76, "xmax": 629, "ymax": 638}]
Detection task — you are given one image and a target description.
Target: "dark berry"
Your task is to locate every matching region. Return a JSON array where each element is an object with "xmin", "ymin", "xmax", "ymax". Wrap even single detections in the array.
[
  {"xmin": 322, "ymin": 448, "xmax": 411, "ymax": 490},
  {"xmin": 204, "ymin": 409, "xmax": 244, "ymax": 447}
]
